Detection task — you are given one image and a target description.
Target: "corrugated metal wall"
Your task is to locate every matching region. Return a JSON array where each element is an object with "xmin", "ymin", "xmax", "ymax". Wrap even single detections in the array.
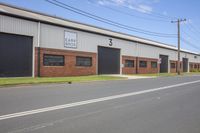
[
  {"xmin": 0, "ymin": 15, "xmax": 38, "ymax": 46},
  {"xmin": 40, "ymin": 23, "xmax": 137, "ymax": 57}
]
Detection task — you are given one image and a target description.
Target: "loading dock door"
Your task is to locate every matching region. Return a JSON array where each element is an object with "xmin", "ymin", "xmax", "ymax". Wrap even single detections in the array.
[
  {"xmin": 159, "ymin": 55, "xmax": 168, "ymax": 73},
  {"xmin": 98, "ymin": 46, "xmax": 120, "ymax": 74},
  {"xmin": 0, "ymin": 33, "xmax": 33, "ymax": 77},
  {"xmin": 183, "ymin": 58, "xmax": 188, "ymax": 72}
]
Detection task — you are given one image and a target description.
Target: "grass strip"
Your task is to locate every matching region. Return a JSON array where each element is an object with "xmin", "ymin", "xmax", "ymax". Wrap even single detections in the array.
[{"xmin": 0, "ymin": 75, "xmax": 125, "ymax": 87}]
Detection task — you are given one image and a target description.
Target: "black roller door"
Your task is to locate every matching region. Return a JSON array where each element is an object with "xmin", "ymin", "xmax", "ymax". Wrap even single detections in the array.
[
  {"xmin": 159, "ymin": 54, "xmax": 168, "ymax": 73},
  {"xmin": 183, "ymin": 58, "xmax": 188, "ymax": 72},
  {"xmin": 98, "ymin": 46, "xmax": 120, "ymax": 74},
  {"xmin": 0, "ymin": 33, "xmax": 33, "ymax": 77}
]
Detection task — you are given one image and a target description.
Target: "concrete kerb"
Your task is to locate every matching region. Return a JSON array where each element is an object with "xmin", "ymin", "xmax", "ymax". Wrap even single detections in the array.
[{"xmin": 105, "ymin": 74, "xmax": 156, "ymax": 79}]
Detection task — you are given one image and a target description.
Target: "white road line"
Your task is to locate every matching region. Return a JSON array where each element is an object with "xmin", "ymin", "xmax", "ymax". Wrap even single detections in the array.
[{"xmin": 0, "ymin": 80, "xmax": 200, "ymax": 121}]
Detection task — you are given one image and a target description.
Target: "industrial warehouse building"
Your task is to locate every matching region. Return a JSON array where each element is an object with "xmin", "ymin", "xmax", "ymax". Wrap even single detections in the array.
[{"xmin": 0, "ymin": 3, "xmax": 200, "ymax": 77}]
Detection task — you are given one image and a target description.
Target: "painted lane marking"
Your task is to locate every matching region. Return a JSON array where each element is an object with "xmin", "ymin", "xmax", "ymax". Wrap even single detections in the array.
[{"xmin": 0, "ymin": 80, "xmax": 200, "ymax": 121}]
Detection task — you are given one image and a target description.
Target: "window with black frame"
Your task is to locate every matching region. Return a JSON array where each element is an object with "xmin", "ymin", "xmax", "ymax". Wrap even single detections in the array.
[
  {"xmin": 151, "ymin": 61, "xmax": 157, "ymax": 68},
  {"xmin": 125, "ymin": 60, "xmax": 134, "ymax": 67},
  {"xmin": 139, "ymin": 61, "xmax": 147, "ymax": 68},
  {"xmin": 43, "ymin": 54, "xmax": 64, "ymax": 66},
  {"xmin": 76, "ymin": 56, "xmax": 92, "ymax": 67}
]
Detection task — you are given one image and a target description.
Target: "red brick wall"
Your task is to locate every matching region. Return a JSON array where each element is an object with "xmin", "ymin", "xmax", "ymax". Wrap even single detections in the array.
[
  {"xmin": 35, "ymin": 47, "xmax": 97, "ymax": 77},
  {"xmin": 170, "ymin": 61, "xmax": 183, "ymax": 73},
  {"xmin": 170, "ymin": 60, "xmax": 177, "ymax": 73},
  {"xmin": 122, "ymin": 56, "xmax": 159, "ymax": 74},
  {"xmin": 35, "ymin": 47, "xmax": 191, "ymax": 77},
  {"xmin": 34, "ymin": 47, "xmax": 39, "ymax": 77},
  {"xmin": 189, "ymin": 62, "xmax": 200, "ymax": 72},
  {"xmin": 137, "ymin": 57, "xmax": 159, "ymax": 74},
  {"xmin": 122, "ymin": 56, "xmax": 136, "ymax": 74}
]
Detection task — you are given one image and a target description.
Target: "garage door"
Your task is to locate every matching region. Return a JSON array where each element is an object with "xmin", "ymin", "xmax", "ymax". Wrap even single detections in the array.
[
  {"xmin": 0, "ymin": 33, "xmax": 33, "ymax": 77},
  {"xmin": 183, "ymin": 58, "xmax": 188, "ymax": 72},
  {"xmin": 159, "ymin": 54, "xmax": 168, "ymax": 73},
  {"xmin": 98, "ymin": 46, "xmax": 120, "ymax": 74}
]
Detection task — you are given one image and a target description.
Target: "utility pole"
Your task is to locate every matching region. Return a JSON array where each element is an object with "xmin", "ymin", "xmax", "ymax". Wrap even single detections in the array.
[{"xmin": 171, "ymin": 19, "xmax": 186, "ymax": 75}]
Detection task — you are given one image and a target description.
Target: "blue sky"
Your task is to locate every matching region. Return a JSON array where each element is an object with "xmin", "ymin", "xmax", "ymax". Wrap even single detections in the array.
[{"xmin": 0, "ymin": 0, "xmax": 200, "ymax": 53}]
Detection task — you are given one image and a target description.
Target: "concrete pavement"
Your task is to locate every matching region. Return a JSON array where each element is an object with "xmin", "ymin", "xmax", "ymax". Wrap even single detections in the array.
[{"xmin": 0, "ymin": 75, "xmax": 200, "ymax": 133}]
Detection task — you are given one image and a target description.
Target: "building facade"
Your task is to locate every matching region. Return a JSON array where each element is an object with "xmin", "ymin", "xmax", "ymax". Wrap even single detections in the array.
[{"xmin": 0, "ymin": 3, "xmax": 200, "ymax": 77}]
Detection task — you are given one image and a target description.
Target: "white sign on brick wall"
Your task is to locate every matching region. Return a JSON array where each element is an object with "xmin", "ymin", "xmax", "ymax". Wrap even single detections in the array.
[{"xmin": 64, "ymin": 31, "xmax": 77, "ymax": 48}]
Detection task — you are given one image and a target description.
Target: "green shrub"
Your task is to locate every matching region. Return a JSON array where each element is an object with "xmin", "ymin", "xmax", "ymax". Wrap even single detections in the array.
[{"xmin": 190, "ymin": 69, "xmax": 200, "ymax": 72}]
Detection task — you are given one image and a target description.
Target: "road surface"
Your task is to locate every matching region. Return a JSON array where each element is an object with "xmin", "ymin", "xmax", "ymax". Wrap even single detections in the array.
[{"xmin": 0, "ymin": 75, "xmax": 200, "ymax": 133}]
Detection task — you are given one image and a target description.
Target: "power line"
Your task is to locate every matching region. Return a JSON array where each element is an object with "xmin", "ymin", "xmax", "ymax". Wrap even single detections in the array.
[
  {"xmin": 181, "ymin": 33, "xmax": 200, "ymax": 54},
  {"xmin": 182, "ymin": 28, "xmax": 200, "ymax": 43},
  {"xmin": 51, "ymin": 0, "xmax": 176, "ymax": 37},
  {"xmin": 45, "ymin": 0, "xmax": 176, "ymax": 38},
  {"xmin": 181, "ymin": 37, "xmax": 200, "ymax": 50},
  {"xmin": 146, "ymin": 10, "xmax": 177, "ymax": 20},
  {"xmin": 187, "ymin": 23, "xmax": 200, "ymax": 35},
  {"xmin": 183, "ymin": 22, "xmax": 200, "ymax": 41},
  {"xmin": 88, "ymin": 0, "xmax": 177, "ymax": 20},
  {"xmin": 88, "ymin": 0, "xmax": 170, "ymax": 23}
]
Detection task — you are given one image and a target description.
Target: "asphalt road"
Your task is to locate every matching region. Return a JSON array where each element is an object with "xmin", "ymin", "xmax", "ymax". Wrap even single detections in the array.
[{"xmin": 0, "ymin": 75, "xmax": 200, "ymax": 133}]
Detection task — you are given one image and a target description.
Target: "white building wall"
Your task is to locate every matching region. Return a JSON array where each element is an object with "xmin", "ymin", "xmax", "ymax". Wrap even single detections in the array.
[
  {"xmin": 186, "ymin": 53, "xmax": 200, "ymax": 63},
  {"xmin": 137, "ymin": 44, "xmax": 176, "ymax": 60},
  {"xmin": 40, "ymin": 23, "xmax": 137, "ymax": 56}
]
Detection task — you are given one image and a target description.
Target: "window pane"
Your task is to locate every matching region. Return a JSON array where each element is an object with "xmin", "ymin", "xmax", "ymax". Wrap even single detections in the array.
[
  {"xmin": 151, "ymin": 62, "xmax": 157, "ymax": 68},
  {"xmin": 139, "ymin": 61, "xmax": 147, "ymax": 68},
  {"xmin": 76, "ymin": 56, "xmax": 92, "ymax": 67},
  {"xmin": 43, "ymin": 54, "xmax": 64, "ymax": 66},
  {"xmin": 125, "ymin": 60, "xmax": 134, "ymax": 67}
]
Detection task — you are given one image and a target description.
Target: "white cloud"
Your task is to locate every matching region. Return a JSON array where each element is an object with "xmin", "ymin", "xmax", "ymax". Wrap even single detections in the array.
[
  {"xmin": 127, "ymin": 4, "xmax": 152, "ymax": 13},
  {"xmin": 162, "ymin": 11, "xmax": 168, "ymax": 16},
  {"xmin": 113, "ymin": 0, "xmax": 127, "ymax": 5},
  {"xmin": 95, "ymin": 0, "xmax": 127, "ymax": 6},
  {"xmin": 137, "ymin": 5, "xmax": 153, "ymax": 13},
  {"xmin": 97, "ymin": 0, "xmax": 107, "ymax": 5},
  {"xmin": 93, "ymin": 0, "xmax": 157, "ymax": 14}
]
